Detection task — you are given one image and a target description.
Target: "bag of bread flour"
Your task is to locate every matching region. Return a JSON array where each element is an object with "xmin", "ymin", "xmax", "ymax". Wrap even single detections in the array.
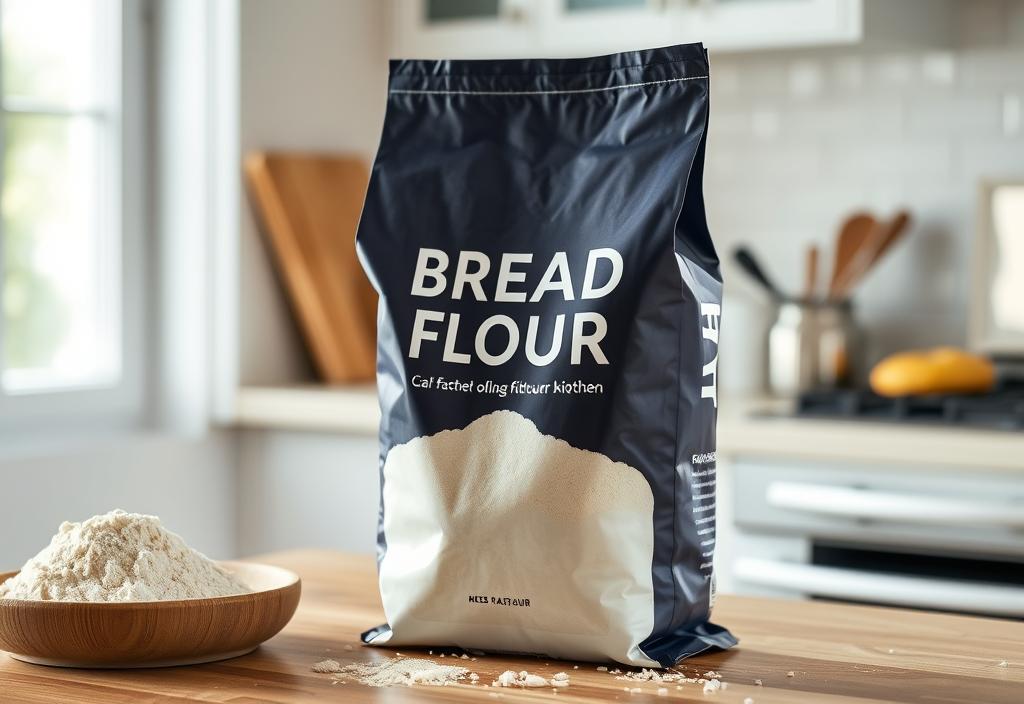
[{"xmin": 357, "ymin": 43, "xmax": 735, "ymax": 667}]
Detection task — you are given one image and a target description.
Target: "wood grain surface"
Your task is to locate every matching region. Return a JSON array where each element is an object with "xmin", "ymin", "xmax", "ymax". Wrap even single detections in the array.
[
  {"xmin": 1, "ymin": 549, "xmax": 1021, "ymax": 703},
  {"xmin": 244, "ymin": 152, "xmax": 378, "ymax": 384},
  {"xmin": 0, "ymin": 562, "xmax": 300, "ymax": 668}
]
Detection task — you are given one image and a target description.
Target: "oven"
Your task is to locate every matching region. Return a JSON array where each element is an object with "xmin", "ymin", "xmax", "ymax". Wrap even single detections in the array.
[{"xmin": 728, "ymin": 461, "xmax": 1024, "ymax": 618}]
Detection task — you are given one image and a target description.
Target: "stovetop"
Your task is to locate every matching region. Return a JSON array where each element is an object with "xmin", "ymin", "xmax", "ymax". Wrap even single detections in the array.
[{"xmin": 795, "ymin": 380, "xmax": 1024, "ymax": 431}]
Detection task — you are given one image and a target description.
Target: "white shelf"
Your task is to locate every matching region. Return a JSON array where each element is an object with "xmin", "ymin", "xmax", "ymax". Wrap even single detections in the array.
[{"xmin": 232, "ymin": 384, "xmax": 380, "ymax": 435}]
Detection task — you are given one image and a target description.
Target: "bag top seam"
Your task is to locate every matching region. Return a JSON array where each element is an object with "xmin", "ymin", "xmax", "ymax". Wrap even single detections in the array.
[
  {"xmin": 391, "ymin": 54, "xmax": 703, "ymax": 81},
  {"xmin": 389, "ymin": 74, "xmax": 708, "ymax": 97}
]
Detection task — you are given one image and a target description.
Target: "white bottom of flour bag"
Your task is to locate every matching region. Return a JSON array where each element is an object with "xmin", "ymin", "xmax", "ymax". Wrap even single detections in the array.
[{"xmin": 372, "ymin": 409, "xmax": 658, "ymax": 667}]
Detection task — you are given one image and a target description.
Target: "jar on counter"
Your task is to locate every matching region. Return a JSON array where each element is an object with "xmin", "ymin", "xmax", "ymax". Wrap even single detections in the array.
[{"xmin": 767, "ymin": 299, "xmax": 861, "ymax": 396}]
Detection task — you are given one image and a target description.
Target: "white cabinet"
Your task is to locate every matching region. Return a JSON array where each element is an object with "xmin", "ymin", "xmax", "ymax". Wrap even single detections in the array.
[
  {"xmin": 673, "ymin": 0, "xmax": 862, "ymax": 52},
  {"xmin": 537, "ymin": 0, "xmax": 677, "ymax": 56},
  {"xmin": 537, "ymin": 0, "xmax": 863, "ymax": 55},
  {"xmin": 390, "ymin": 0, "xmax": 543, "ymax": 60},
  {"xmin": 389, "ymin": 0, "xmax": 951, "ymax": 59}
]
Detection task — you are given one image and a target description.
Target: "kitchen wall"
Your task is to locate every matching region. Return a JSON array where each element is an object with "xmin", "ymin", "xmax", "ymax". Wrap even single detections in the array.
[
  {"xmin": 236, "ymin": 430, "xmax": 379, "ymax": 556},
  {"xmin": 237, "ymin": 0, "xmax": 388, "ymax": 387},
  {"xmin": 233, "ymin": 0, "xmax": 388, "ymax": 555},
  {"xmin": 710, "ymin": 0, "xmax": 1024, "ymax": 384},
  {"xmin": 231, "ymin": 1, "xmax": 1024, "ymax": 558},
  {"xmin": 0, "ymin": 435, "xmax": 237, "ymax": 566}
]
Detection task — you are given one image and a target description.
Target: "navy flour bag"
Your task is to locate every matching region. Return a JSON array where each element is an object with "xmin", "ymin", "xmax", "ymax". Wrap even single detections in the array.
[{"xmin": 357, "ymin": 43, "xmax": 736, "ymax": 666}]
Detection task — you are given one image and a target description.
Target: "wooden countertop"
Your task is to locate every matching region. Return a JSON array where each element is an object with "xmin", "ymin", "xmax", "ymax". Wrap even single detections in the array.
[{"xmin": 2, "ymin": 549, "xmax": 1021, "ymax": 703}]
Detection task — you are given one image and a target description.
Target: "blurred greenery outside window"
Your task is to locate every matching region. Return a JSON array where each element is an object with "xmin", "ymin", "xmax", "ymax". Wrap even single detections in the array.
[{"xmin": 0, "ymin": 0, "xmax": 121, "ymax": 394}]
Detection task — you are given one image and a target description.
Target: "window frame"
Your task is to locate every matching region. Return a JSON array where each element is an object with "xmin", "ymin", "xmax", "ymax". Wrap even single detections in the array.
[{"xmin": 0, "ymin": 0, "xmax": 147, "ymax": 432}]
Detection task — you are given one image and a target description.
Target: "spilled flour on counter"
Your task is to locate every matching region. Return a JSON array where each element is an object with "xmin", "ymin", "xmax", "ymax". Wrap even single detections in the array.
[
  {"xmin": 0, "ymin": 509, "xmax": 251, "ymax": 602},
  {"xmin": 331, "ymin": 657, "xmax": 469, "ymax": 687},
  {"xmin": 311, "ymin": 659, "xmax": 342, "ymax": 674},
  {"xmin": 493, "ymin": 670, "xmax": 570, "ymax": 688}
]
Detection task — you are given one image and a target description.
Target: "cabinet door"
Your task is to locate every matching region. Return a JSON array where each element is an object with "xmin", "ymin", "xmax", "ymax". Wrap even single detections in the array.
[
  {"xmin": 390, "ymin": 0, "xmax": 542, "ymax": 59},
  {"xmin": 538, "ymin": 0, "xmax": 676, "ymax": 57},
  {"xmin": 677, "ymin": 0, "xmax": 863, "ymax": 51}
]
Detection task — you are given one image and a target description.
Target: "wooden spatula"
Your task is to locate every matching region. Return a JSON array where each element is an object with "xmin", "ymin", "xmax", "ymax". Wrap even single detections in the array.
[
  {"xmin": 833, "ymin": 210, "xmax": 912, "ymax": 298},
  {"xmin": 829, "ymin": 212, "xmax": 877, "ymax": 300}
]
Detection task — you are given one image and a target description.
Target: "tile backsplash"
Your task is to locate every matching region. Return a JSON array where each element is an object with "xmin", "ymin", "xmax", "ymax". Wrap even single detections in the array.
[{"xmin": 706, "ymin": 1, "xmax": 1024, "ymax": 384}]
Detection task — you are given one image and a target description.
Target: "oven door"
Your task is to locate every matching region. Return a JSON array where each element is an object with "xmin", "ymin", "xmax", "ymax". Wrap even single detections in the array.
[
  {"xmin": 735, "ymin": 545, "xmax": 1024, "ymax": 618},
  {"xmin": 730, "ymin": 461, "xmax": 1024, "ymax": 617}
]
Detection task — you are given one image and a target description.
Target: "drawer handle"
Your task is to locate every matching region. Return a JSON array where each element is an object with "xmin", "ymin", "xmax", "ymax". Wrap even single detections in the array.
[
  {"xmin": 734, "ymin": 557, "xmax": 1024, "ymax": 616},
  {"xmin": 766, "ymin": 481, "xmax": 1024, "ymax": 528}
]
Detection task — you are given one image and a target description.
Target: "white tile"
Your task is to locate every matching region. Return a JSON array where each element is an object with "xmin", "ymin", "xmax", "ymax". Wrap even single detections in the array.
[
  {"xmin": 783, "ymin": 103, "xmax": 903, "ymax": 138},
  {"xmin": 736, "ymin": 60, "xmax": 790, "ymax": 97},
  {"xmin": 921, "ymin": 52, "xmax": 957, "ymax": 86},
  {"xmin": 958, "ymin": 48, "xmax": 1024, "ymax": 89},
  {"xmin": 710, "ymin": 61, "xmax": 741, "ymax": 97},
  {"xmin": 825, "ymin": 139, "xmax": 953, "ymax": 178},
  {"xmin": 788, "ymin": 60, "xmax": 823, "ymax": 98},
  {"xmin": 831, "ymin": 56, "xmax": 865, "ymax": 92},
  {"xmin": 751, "ymin": 106, "xmax": 781, "ymax": 139},
  {"xmin": 707, "ymin": 108, "xmax": 755, "ymax": 137},
  {"xmin": 904, "ymin": 95, "xmax": 1003, "ymax": 135},
  {"xmin": 957, "ymin": 137, "xmax": 1024, "ymax": 179},
  {"xmin": 870, "ymin": 55, "xmax": 917, "ymax": 87},
  {"xmin": 1003, "ymin": 92, "xmax": 1022, "ymax": 136}
]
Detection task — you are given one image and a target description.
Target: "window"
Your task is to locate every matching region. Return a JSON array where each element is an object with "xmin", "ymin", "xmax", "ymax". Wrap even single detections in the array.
[{"xmin": 0, "ymin": 0, "xmax": 141, "ymax": 424}]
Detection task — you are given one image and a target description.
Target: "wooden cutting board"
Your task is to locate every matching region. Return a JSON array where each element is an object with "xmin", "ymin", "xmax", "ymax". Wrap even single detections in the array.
[
  {"xmin": 4, "ymin": 549, "xmax": 1020, "ymax": 703},
  {"xmin": 245, "ymin": 153, "xmax": 377, "ymax": 383}
]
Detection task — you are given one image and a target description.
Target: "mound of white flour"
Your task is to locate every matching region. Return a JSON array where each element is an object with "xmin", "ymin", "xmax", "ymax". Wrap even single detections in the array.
[
  {"xmin": 377, "ymin": 410, "xmax": 656, "ymax": 665},
  {"xmin": 0, "ymin": 510, "xmax": 251, "ymax": 602}
]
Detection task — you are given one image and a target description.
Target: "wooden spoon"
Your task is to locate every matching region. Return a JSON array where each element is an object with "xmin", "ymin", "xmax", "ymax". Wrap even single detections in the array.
[
  {"xmin": 829, "ymin": 213, "xmax": 877, "ymax": 300},
  {"xmin": 804, "ymin": 244, "xmax": 819, "ymax": 301}
]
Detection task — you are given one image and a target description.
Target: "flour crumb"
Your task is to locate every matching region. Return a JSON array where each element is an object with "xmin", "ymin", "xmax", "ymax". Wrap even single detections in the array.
[
  {"xmin": 335, "ymin": 657, "xmax": 467, "ymax": 687},
  {"xmin": 493, "ymin": 670, "xmax": 554, "ymax": 688},
  {"xmin": 551, "ymin": 672, "xmax": 570, "ymax": 688},
  {"xmin": 0, "ymin": 510, "xmax": 251, "ymax": 602},
  {"xmin": 703, "ymin": 678, "xmax": 721, "ymax": 694},
  {"xmin": 744, "ymin": 698, "xmax": 755, "ymax": 704},
  {"xmin": 997, "ymin": 660, "xmax": 1008, "ymax": 667},
  {"xmin": 657, "ymin": 687, "xmax": 668, "ymax": 696},
  {"xmin": 597, "ymin": 666, "xmax": 609, "ymax": 671},
  {"xmin": 312, "ymin": 659, "xmax": 342, "ymax": 674},
  {"xmin": 754, "ymin": 678, "xmax": 763, "ymax": 686},
  {"xmin": 786, "ymin": 671, "xmax": 795, "ymax": 678},
  {"xmin": 617, "ymin": 668, "xmax": 703, "ymax": 685}
]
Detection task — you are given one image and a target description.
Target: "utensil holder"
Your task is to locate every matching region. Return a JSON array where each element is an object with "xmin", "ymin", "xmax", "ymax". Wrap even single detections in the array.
[{"xmin": 767, "ymin": 299, "xmax": 861, "ymax": 396}]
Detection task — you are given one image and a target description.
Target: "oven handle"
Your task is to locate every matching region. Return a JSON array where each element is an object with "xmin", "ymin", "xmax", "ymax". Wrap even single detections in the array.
[
  {"xmin": 766, "ymin": 481, "xmax": 1024, "ymax": 527},
  {"xmin": 734, "ymin": 557, "xmax": 1024, "ymax": 616}
]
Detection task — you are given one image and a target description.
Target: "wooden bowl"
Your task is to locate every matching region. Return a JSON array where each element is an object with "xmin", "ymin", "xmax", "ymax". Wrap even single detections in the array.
[{"xmin": 0, "ymin": 561, "xmax": 300, "ymax": 668}]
